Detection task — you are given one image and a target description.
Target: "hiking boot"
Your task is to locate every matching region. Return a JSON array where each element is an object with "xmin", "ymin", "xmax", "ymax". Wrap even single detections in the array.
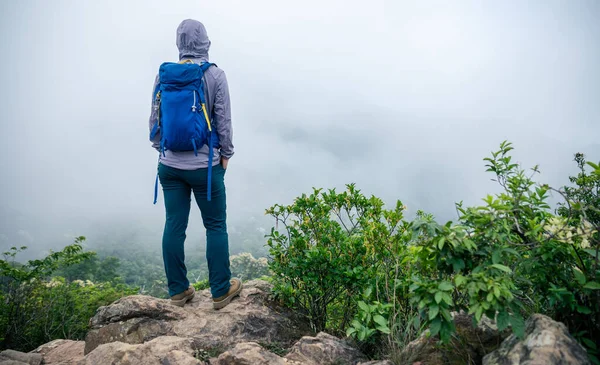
[
  {"xmin": 213, "ymin": 278, "xmax": 243, "ymax": 310},
  {"xmin": 170, "ymin": 286, "xmax": 195, "ymax": 307}
]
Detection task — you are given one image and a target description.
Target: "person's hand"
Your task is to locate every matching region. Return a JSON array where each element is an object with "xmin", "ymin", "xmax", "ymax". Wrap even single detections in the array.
[{"xmin": 221, "ymin": 157, "xmax": 229, "ymax": 170}]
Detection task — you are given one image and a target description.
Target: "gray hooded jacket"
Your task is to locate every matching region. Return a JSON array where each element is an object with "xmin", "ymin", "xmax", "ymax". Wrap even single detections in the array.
[{"xmin": 149, "ymin": 19, "xmax": 233, "ymax": 169}]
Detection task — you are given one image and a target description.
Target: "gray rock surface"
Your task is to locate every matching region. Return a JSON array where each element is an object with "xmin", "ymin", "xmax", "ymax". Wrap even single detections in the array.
[
  {"xmin": 483, "ymin": 314, "xmax": 591, "ymax": 365},
  {"xmin": 79, "ymin": 336, "xmax": 199, "ymax": 365},
  {"xmin": 0, "ymin": 350, "xmax": 42, "ymax": 365},
  {"xmin": 213, "ymin": 332, "xmax": 370, "ymax": 365},
  {"xmin": 85, "ymin": 280, "xmax": 309, "ymax": 355},
  {"xmin": 31, "ymin": 340, "xmax": 85, "ymax": 365},
  {"xmin": 284, "ymin": 332, "xmax": 368, "ymax": 365},
  {"xmin": 214, "ymin": 342, "xmax": 291, "ymax": 365}
]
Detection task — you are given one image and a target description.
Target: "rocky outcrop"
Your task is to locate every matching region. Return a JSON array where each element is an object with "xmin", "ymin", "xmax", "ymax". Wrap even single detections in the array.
[
  {"xmin": 214, "ymin": 332, "xmax": 369, "ymax": 365},
  {"xmin": 4, "ymin": 280, "xmax": 591, "ymax": 365},
  {"xmin": 483, "ymin": 314, "xmax": 591, "ymax": 365},
  {"xmin": 285, "ymin": 332, "xmax": 368, "ymax": 365},
  {"xmin": 213, "ymin": 342, "xmax": 291, "ymax": 365},
  {"xmin": 397, "ymin": 312, "xmax": 510, "ymax": 365},
  {"xmin": 0, "ymin": 350, "xmax": 42, "ymax": 365},
  {"xmin": 31, "ymin": 340, "xmax": 85, "ymax": 364},
  {"xmin": 80, "ymin": 336, "xmax": 200, "ymax": 365},
  {"xmin": 85, "ymin": 280, "xmax": 309, "ymax": 355}
]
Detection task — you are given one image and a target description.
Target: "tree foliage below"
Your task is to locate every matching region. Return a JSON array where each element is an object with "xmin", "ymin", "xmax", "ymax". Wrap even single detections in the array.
[{"xmin": 266, "ymin": 142, "xmax": 600, "ymax": 362}]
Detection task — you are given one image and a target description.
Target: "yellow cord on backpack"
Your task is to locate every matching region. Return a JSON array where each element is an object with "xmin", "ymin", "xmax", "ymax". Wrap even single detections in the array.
[
  {"xmin": 178, "ymin": 59, "xmax": 212, "ymax": 132},
  {"xmin": 201, "ymin": 103, "xmax": 212, "ymax": 131}
]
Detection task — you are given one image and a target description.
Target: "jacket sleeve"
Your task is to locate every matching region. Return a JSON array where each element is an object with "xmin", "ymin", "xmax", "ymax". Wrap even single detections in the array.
[
  {"xmin": 214, "ymin": 71, "xmax": 234, "ymax": 159},
  {"xmin": 149, "ymin": 74, "xmax": 160, "ymax": 150}
]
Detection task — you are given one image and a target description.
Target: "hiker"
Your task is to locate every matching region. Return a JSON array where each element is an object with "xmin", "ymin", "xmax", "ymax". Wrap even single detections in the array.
[{"xmin": 148, "ymin": 19, "xmax": 242, "ymax": 309}]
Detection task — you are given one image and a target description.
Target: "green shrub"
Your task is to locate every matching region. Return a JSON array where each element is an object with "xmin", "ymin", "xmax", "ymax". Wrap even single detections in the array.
[
  {"xmin": 0, "ymin": 238, "xmax": 137, "ymax": 351},
  {"xmin": 230, "ymin": 252, "xmax": 271, "ymax": 281},
  {"xmin": 193, "ymin": 279, "xmax": 210, "ymax": 291},
  {"xmin": 266, "ymin": 142, "xmax": 599, "ymax": 363},
  {"xmin": 266, "ymin": 185, "xmax": 397, "ymax": 332}
]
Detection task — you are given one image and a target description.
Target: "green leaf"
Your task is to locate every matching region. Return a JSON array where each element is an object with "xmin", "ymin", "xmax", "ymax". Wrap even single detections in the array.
[
  {"xmin": 440, "ymin": 325, "xmax": 452, "ymax": 344},
  {"xmin": 510, "ymin": 314, "xmax": 525, "ymax": 339},
  {"xmin": 346, "ymin": 327, "xmax": 356, "ymax": 337},
  {"xmin": 451, "ymin": 259, "xmax": 465, "ymax": 272},
  {"xmin": 441, "ymin": 293, "xmax": 453, "ymax": 306},
  {"xmin": 358, "ymin": 301, "xmax": 369, "ymax": 312},
  {"xmin": 363, "ymin": 286, "xmax": 373, "ymax": 299},
  {"xmin": 475, "ymin": 306, "xmax": 483, "ymax": 322},
  {"xmin": 438, "ymin": 282, "xmax": 453, "ymax": 291},
  {"xmin": 351, "ymin": 319, "xmax": 362, "ymax": 328},
  {"xmin": 496, "ymin": 311, "xmax": 509, "ymax": 331},
  {"xmin": 441, "ymin": 308, "xmax": 452, "ymax": 322},
  {"xmin": 429, "ymin": 304, "xmax": 440, "ymax": 320},
  {"xmin": 376, "ymin": 325, "xmax": 391, "ymax": 334},
  {"xmin": 587, "ymin": 161, "xmax": 600, "ymax": 169},
  {"xmin": 573, "ymin": 268, "xmax": 586, "ymax": 285},
  {"xmin": 584, "ymin": 282, "xmax": 600, "ymax": 290},
  {"xmin": 577, "ymin": 305, "xmax": 592, "ymax": 315},
  {"xmin": 582, "ymin": 337, "xmax": 597, "ymax": 351},
  {"xmin": 492, "ymin": 250, "xmax": 501, "ymax": 264},
  {"xmin": 490, "ymin": 264, "xmax": 512, "ymax": 273},
  {"xmin": 373, "ymin": 314, "xmax": 387, "ymax": 328},
  {"xmin": 409, "ymin": 283, "xmax": 420, "ymax": 292},
  {"xmin": 412, "ymin": 315, "xmax": 421, "ymax": 330},
  {"xmin": 493, "ymin": 286, "xmax": 501, "ymax": 299},
  {"xmin": 435, "ymin": 291, "xmax": 443, "ymax": 304},
  {"xmin": 429, "ymin": 318, "xmax": 442, "ymax": 337},
  {"xmin": 454, "ymin": 275, "xmax": 467, "ymax": 287},
  {"xmin": 358, "ymin": 328, "xmax": 366, "ymax": 341},
  {"xmin": 438, "ymin": 238, "xmax": 446, "ymax": 250}
]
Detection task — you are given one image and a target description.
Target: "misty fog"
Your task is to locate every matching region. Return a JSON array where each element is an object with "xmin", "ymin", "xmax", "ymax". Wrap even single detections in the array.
[{"xmin": 0, "ymin": 0, "xmax": 598, "ymax": 257}]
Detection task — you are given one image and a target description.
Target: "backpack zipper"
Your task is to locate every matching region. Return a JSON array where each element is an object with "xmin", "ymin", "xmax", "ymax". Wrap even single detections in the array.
[{"xmin": 192, "ymin": 91, "xmax": 197, "ymax": 112}]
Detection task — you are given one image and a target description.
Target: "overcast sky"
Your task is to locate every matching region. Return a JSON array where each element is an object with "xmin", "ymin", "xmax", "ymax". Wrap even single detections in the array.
[{"xmin": 0, "ymin": 0, "xmax": 599, "ymax": 253}]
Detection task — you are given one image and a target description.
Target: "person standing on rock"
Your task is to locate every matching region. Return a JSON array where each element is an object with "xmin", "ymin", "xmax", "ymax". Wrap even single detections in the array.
[{"xmin": 148, "ymin": 19, "xmax": 242, "ymax": 309}]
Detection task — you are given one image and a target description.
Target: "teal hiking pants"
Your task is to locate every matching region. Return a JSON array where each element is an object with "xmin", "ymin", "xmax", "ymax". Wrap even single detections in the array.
[{"xmin": 158, "ymin": 162, "xmax": 231, "ymax": 298}]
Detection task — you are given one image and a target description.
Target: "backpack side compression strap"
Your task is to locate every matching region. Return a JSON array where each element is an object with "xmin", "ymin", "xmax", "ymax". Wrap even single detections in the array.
[{"xmin": 199, "ymin": 62, "xmax": 216, "ymax": 201}]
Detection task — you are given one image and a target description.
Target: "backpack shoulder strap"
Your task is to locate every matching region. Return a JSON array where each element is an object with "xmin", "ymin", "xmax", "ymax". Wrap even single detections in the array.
[{"xmin": 200, "ymin": 62, "xmax": 216, "ymax": 72}]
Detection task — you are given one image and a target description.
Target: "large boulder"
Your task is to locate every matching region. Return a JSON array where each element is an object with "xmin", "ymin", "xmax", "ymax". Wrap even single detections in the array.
[
  {"xmin": 85, "ymin": 280, "xmax": 310, "ymax": 355},
  {"xmin": 31, "ymin": 340, "xmax": 85, "ymax": 365},
  {"xmin": 483, "ymin": 314, "xmax": 591, "ymax": 365},
  {"xmin": 84, "ymin": 295, "xmax": 187, "ymax": 354},
  {"xmin": 213, "ymin": 332, "xmax": 369, "ymax": 365},
  {"xmin": 213, "ymin": 342, "xmax": 291, "ymax": 365},
  {"xmin": 0, "ymin": 350, "xmax": 42, "ymax": 365},
  {"xmin": 79, "ymin": 336, "xmax": 199, "ymax": 365},
  {"xmin": 284, "ymin": 332, "xmax": 368, "ymax": 365}
]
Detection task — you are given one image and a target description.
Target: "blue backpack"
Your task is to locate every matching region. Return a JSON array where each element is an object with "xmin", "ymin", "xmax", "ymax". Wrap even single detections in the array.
[{"xmin": 150, "ymin": 60, "xmax": 219, "ymax": 203}]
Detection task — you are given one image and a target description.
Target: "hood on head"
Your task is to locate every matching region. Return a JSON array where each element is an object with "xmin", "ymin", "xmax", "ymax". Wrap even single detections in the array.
[{"xmin": 176, "ymin": 19, "xmax": 211, "ymax": 60}]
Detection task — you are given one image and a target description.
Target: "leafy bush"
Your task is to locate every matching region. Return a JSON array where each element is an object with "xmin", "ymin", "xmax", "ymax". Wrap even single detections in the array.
[
  {"xmin": 0, "ymin": 237, "xmax": 137, "ymax": 351},
  {"xmin": 230, "ymin": 252, "xmax": 271, "ymax": 281},
  {"xmin": 193, "ymin": 279, "xmax": 210, "ymax": 291},
  {"xmin": 266, "ymin": 142, "xmax": 600, "ymax": 363},
  {"xmin": 266, "ymin": 185, "xmax": 392, "ymax": 332},
  {"xmin": 346, "ymin": 287, "xmax": 392, "ymax": 343}
]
